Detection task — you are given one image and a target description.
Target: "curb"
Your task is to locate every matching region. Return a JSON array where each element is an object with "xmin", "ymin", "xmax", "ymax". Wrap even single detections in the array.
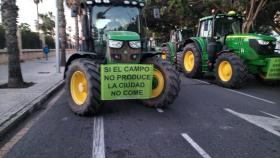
[{"xmin": 0, "ymin": 80, "xmax": 65, "ymax": 140}]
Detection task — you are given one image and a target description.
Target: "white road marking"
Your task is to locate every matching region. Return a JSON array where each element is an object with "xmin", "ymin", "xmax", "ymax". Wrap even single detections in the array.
[
  {"xmin": 194, "ymin": 79, "xmax": 210, "ymax": 85},
  {"xmin": 92, "ymin": 117, "xmax": 105, "ymax": 158},
  {"xmin": 225, "ymin": 108, "xmax": 280, "ymax": 137},
  {"xmin": 260, "ymin": 111, "xmax": 280, "ymax": 119},
  {"xmin": 156, "ymin": 108, "xmax": 164, "ymax": 113},
  {"xmin": 226, "ymin": 89, "xmax": 276, "ymax": 104},
  {"xmin": 181, "ymin": 133, "xmax": 212, "ymax": 158}
]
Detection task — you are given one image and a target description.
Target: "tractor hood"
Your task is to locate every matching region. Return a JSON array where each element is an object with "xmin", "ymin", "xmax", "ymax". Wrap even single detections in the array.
[
  {"xmin": 227, "ymin": 34, "xmax": 277, "ymax": 41},
  {"xmin": 107, "ymin": 31, "xmax": 140, "ymax": 41}
]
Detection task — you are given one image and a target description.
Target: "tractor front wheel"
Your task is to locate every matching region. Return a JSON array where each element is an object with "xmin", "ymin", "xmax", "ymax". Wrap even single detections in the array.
[
  {"xmin": 177, "ymin": 43, "xmax": 202, "ymax": 78},
  {"xmin": 65, "ymin": 59, "xmax": 102, "ymax": 116},
  {"xmin": 142, "ymin": 57, "xmax": 180, "ymax": 108},
  {"xmin": 214, "ymin": 53, "xmax": 248, "ymax": 88}
]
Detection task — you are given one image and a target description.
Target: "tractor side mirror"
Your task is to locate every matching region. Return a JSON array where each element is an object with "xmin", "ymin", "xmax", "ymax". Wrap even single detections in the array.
[{"xmin": 71, "ymin": 5, "xmax": 78, "ymax": 17}]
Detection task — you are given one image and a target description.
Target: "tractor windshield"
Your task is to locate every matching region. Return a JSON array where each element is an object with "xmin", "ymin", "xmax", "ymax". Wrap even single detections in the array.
[
  {"xmin": 92, "ymin": 6, "xmax": 140, "ymax": 33},
  {"xmin": 215, "ymin": 16, "xmax": 242, "ymax": 37}
]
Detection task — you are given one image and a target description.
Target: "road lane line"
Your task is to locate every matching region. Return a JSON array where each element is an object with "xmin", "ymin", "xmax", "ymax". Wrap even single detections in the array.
[
  {"xmin": 181, "ymin": 133, "xmax": 212, "ymax": 158},
  {"xmin": 260, "ymin": 111, "xmax": 280, "ymax": 119},
  {"xmin": 194, "ymin": 79, "xmax": 210, "ymax": 85},
  {"xmin": 225, "ymin": 108, "xmax": 280, "ymax": 137},
  {"xmin": 92, "ymin": 117, "xmax": 105, "ymax": 158},
  {"xmin": 226, "ymin": 89, "xmax": 276, "ymax": 104},
  {"xmin": 156, "ymin": 108, "xmax": 164, "ymax": 113}
]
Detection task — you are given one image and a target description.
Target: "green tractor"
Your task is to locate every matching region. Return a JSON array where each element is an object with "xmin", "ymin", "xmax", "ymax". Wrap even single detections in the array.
[
  {"xmin": 162, "ymin": 11, "xmax": 280, "ymax": 88},
  {"xmin": 64, "ymin": 0, "xmax": 180, "ymax": 116}
]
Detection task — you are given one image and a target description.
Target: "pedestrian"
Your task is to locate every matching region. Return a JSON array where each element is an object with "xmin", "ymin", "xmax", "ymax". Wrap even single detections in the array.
[{"xmin": 43, "ymin": 45, "xmax": 49, "ymax": 61}]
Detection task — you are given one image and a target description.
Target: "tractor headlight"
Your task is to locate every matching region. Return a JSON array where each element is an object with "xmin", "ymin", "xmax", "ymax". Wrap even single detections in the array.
[
  {"xmin": 124, "ymin": 0, "xmax": 130, "ymax": 4},
  {"xmin": 139, "ymin": 3, "xmax": 145, "ymax": 7},
  {"xmin": 131, "ymin": 1, "xmax": 138, "ymax": 5},
  {"xmin": 129, "ymin": 41, "xmax": 141, "ymax": 49},
  {"xmin": 108, "ymin": 40, "xmax": 123, "ymax": 48},
  {"xmin": 257, "ymin": 40, "xmax": 269, "ymax": 45}
]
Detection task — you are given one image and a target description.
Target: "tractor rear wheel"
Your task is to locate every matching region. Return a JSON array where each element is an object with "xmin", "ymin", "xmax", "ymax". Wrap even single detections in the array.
[
  {"xmin": 66, "ymin": 59, "xmax": 102, "ymax": 116},
  {"xmin": 142, "ymin": 57, "xmax": 180, "ymax": 108},
  {"xmin": 214, "ymin": 53, "xmax": 248, "ymax": 88},
  {"xmin": 177, "ymin": 43, "xmax": 202, "ymax": 78}
]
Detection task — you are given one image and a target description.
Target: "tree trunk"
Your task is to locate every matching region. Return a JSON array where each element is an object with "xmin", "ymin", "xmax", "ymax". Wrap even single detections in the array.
[
  {"xmin": 242, "ymin": 0, "xmax": 268, "ymax": 33},
  {"xmin": 57, "ymin": 0, "xmax": 67, "ymax": 66},
  {"xmin": 1, "ymin": 0, "xmax": 25, "ymax": 88}
]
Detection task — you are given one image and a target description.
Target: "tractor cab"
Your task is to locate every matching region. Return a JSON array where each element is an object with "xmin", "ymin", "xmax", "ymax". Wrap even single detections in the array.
[
  {"xmin": 197, "ymin": 11, "xmax": 243, "ymax": 68},
  {"xmin": 198, "ymin": 12, "xmax": 242, "ymax": 41},
  {"xmin": 73, "ymin": 0, "xmax": 146, "ymax": 63}
]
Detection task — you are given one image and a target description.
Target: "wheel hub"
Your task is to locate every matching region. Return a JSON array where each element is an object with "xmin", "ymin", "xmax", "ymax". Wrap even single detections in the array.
[
  {"xmin": 70, "ymin": 71, "xmax": 88, "ymax": 105},
  {"xmin": 78, "ymin": 82, "xmax": 85, "ymax": 92},
  {"xmin": 162, "ymin": 51, "xmax": 167, "ymax": 60},
  {"xmin": 218, "ymin": 61, "xmax": 233, "ymax": 82},
  {"xmin": 184, "ymin": 51, "xmax": 195, "ymax": 72},
  {"xmin": 151, "ymin": 68, "xmax": 165, "ymax": 98}
]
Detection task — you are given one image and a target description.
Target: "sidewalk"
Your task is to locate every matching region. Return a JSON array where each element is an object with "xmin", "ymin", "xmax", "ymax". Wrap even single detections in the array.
[{"xmin": 0, "ymin": 57, "xmax": 65, "ymax": 137}]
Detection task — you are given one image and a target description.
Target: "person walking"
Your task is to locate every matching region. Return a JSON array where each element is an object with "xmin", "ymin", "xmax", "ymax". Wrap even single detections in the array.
[{"xmin": 43, "ymin": 45, "xmax": 50, "ymax": 61}]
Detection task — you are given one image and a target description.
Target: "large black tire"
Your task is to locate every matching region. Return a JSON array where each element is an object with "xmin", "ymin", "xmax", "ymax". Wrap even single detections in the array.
[
  {"xmin": 142, "ymin": 57, "xmax": 181, "ymax": 108},
  {"xmin": 161, "ymin": 47, "xmax": 171, "ymax": 62},
  {"xmin": 214, "ymin": 53, "xmax": 248, "ymax": 88},
  {"xmin": 65, "ymin": 58, "xmax": 102, "ymax": 116},
  {"xmin": 177, "ymin": 43, "xmax": 202, "ymax": 78}
]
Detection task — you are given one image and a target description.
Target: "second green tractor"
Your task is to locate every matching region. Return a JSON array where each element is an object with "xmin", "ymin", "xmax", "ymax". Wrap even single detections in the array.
[{"xmin": 162, "ymin": 11, "xmax": 280, "ymax": 88}]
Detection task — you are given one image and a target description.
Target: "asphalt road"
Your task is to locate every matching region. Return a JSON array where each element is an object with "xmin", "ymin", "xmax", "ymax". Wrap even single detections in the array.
[{"xmin": 1, "ymin": 75, "xmax": 280, "ymax": 158}]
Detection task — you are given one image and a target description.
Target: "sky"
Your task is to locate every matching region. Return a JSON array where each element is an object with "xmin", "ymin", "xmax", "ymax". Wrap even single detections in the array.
[{"xmin": 16, "ymin": 0, "xmax": 75, "ymax": 36}]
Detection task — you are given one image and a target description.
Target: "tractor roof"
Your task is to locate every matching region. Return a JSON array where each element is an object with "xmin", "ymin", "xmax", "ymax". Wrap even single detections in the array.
[
  {"xmin": 82, "ymin": 0, "xmax": 145, "ymax": 6},
  {"xmin": 199, "ymin": 11, "xmax": 243, "ymax": 21}
]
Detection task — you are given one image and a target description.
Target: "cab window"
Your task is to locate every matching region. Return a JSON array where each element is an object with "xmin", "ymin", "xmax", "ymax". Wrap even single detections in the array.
[{"xmin": 199, "ymin": 20, "xmax": 212, "ymax": 37}]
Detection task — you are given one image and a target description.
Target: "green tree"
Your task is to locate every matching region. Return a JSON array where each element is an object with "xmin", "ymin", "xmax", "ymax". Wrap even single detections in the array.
[
  {"xmin": 255, "ymin": 1, "xmax": 280, "ymax": 34},
  {"xmin": 1, "ymin": 0, "xmax": 25, "ymax": 88},
  {"xmin": 242, "ymin": 0, "xmax": 268, "ymax": 33},
  {"xmin": 19, "ymin": 23, "xmax": 31, "ymax": 32},
  {"xmin": 20, "ymin": 24, "xmax": 42, "ymax": 49},
  {"xmin": 38, "ymin": 12, "xmax": 55, "ymax": 36}
]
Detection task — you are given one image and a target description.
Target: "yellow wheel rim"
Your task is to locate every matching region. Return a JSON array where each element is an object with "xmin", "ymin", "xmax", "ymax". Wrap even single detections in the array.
[
  {"xmin": 152, "ymin": 69, "xmax": 165, "ymax": 98},
  {"xmin": 184, "ymin": 51, "xmax": 195, "ymax": 72},
  {"xmin": 162, "ymin": 51, "xmax": 167, "ymax": 60},
  {"xmin": 70, "ymin": 71, "xmax": 88, "ymax": 105},
  {"xmin": 218, "ymin": 61, "xmax": 233, "ymax": 82}
]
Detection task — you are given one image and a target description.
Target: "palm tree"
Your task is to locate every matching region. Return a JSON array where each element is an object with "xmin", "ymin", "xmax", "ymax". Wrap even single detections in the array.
[
  {"xmin": 57, "ymin": 0, "xmax": 67, "ymax": 66},
  {"xmin": 1, "ymin": 0, "xmax": 25, "ymax": 88},
  {"xmin": 33, "ymin": 0, "xmax": 43, "ymax": 33},
  {"xmin": 38, "ymin": 12, "xmax": 55, "ymax": 36},
  {"xmin": 66, "ymin": 0, "xmax": 80, "ymax": 50}
]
